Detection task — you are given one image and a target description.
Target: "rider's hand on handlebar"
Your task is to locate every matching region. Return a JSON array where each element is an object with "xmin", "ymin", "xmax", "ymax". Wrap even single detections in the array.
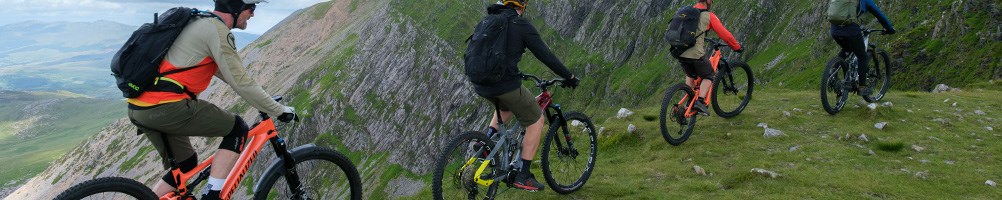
[
  {"xmin": 562, "ymin": 75, "xmax": 580, "ymax": 89},
  {"xmin": 883, "ymin": 29, "xmax": 896, "ymax": 35},
  {"xmin": 278, "ymin": 106, "xmax": 299, "ymax": 122},
  {"xmin": 734, "ymin": 48, "xmax": 744, "ymax": 53}
]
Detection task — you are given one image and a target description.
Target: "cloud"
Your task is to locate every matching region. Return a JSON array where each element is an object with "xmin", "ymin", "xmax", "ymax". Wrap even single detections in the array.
[{"xmin": 0, "ymin": 0, "xmax": 330, "ymax": 34}]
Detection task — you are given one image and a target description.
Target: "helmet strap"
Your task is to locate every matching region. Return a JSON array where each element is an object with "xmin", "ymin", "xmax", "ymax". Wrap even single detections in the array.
[{"xmin": 231, "ymin": 13, "xmax": 240, "ymax": 29}]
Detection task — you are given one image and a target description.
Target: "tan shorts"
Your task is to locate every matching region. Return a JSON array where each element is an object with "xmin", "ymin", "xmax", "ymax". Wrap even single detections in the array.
[
  {"xmin": 483, "ymin": 86, "xmax": 542, "ymax": 125},
  {"xmin": 128, "ymin": 99, "xmax": 236, "ymax": 168}
]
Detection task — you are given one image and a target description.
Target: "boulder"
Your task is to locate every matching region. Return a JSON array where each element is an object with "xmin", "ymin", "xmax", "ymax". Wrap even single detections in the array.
[
  {"xmin": 627, "ymin": 124, "xmax": 637, "ymax": 134},
  {"xmin": 693, "ymin": 165, "xmax": 707, "ymax": 176},
  {"xmin": 875, "ymin": 122, "xmax": 888, "ymax": 130},
  {"xmin": 616, "ymin": 108, "xmax": 634, "ymax": 119},
  {"xmin": 933, "ymin": 84, "xmax": 960, "ymax": 93},
  {"xmin": 750, "ymin": 168, "xmax": 781, "ymax": 178},
  {"xmin": 764, "ymin": 128, "xmax": 784, "ymax": 138}
]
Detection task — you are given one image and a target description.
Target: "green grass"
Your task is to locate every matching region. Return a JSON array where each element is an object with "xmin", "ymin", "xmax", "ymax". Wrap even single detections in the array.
[
  {"xmin": 397, "ymin": 88, "xmax": 1002, "ymax": 199},
  {"xmin": 118, "ymin": 145, "xmax": 155, "ymax": 172},
  {"xmin": 309, "ymin": 1, "xmax": 334, "ymax": 20},
  {"xmin": 0, "ymin": 92, "xmax": 122, "ymax": 185},
  {"xmin": 254, "ymin": 39, "xmax": 273, "ymax": 49}
]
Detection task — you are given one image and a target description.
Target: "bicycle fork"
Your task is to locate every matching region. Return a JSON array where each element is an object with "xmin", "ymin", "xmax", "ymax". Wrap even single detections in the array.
[{"xmin": 269, "ymin": 137, "xmax": 307, "ymax": 199}]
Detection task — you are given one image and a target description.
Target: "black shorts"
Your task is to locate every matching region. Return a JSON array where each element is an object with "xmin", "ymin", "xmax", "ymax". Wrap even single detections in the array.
[{"xmin": 678, "ymin": 57, "xmax": 714, "ymax": 80}]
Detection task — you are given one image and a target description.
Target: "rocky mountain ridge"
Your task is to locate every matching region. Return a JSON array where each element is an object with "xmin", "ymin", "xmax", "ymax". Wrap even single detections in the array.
[{"xmin": 6, "ymin": 0, "xmax": 998, "ymax": 199}]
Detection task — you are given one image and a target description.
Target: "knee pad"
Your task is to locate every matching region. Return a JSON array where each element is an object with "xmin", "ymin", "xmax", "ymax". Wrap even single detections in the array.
[
  {"xmin": 218, "ymin": 115, "xmax": 249, "ymax": 153},
  {"xmin": 162, "ymin": 155, "xmax": 198, "ymax": 188}
]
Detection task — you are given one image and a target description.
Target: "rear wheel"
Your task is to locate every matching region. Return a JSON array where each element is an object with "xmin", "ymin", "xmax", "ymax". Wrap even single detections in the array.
[
  {"xmin": 254, "ymin": 147, "xmax": 362, "ymax": 200},
  {"xmin": 864, "ymin": 49, "xmax": 891, "ymax": 102},
  {"xmin": 712, "ymin": 61, "xmax": 754, "ymax": 118},
  {"xmin": 433, "ymin": 131, "xmax": 495, "ymax": 200},
  {"xmin": 541, "ymin": 112, "xmax": 597, "ymax": 194},
  {"xmin": 821, "ymin": 56, "xmax": 850, "ymax": 115},
  {"xmin": 659, "ymin": 83, "xmax": 697, "ymax": 146},
  {"xmin": 54, "ymin": 177, "xmax": 156, "ymax": 200}
]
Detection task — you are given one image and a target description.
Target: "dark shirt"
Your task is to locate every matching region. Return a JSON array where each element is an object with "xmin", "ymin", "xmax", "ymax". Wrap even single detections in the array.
[
  {"xmin": 473, "ymin": 6, "xmax": 573, "ymax": 97},
  {"xmin": 830, "ymin": 0, "xmax": 895, "ymax": 36}
]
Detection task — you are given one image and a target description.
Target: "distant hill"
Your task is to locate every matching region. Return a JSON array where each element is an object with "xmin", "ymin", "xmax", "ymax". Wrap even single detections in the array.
[
  {"xmin": 0, "ymin": 20, "xmax": 135, "ymax": 99},
  {"xmin": 0, "ymin": 21, "xmax": 260, "ymax": 99},
  {"xmin": 0, "ymin": 90, "xmax": 121, "ymax": 196},
  {"xmin": 233, "ymin": 32, "xmax": 261, "ymax": 50}
]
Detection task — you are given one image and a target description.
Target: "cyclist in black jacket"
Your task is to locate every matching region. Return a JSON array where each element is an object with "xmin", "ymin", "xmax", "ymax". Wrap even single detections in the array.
[{"xmin": 471, "ymin": 0, "xmax": 579, "ymax": 192}]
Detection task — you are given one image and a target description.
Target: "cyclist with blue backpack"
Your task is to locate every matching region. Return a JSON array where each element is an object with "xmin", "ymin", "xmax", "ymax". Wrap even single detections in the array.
[
  {"xmin": 828, "ymin": 0, "xmax": 897, "ymax": 96},
  {"xmin": 463, "ymin": 0, "xmax": 579, "ymax": 192}
]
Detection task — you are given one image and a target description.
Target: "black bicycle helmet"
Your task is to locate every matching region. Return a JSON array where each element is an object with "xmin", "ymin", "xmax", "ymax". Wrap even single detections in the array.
[{"xmin": 214, "ymin": 0, "xmax": 266, "ymax": 26}]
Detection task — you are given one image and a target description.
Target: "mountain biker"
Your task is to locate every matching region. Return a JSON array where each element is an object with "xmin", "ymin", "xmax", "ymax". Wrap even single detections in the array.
[
  {"xmin": 471, "ymin": 0, "xmax": 579, "ymax": 192},
  {"xmin": 672, "ymin": 0, "xmax": 742, "ymax": 115},
  {"xmin": 125, "ymin": 1, "xmax": 296, "ymax": 199},
  {"xmin": 829, "ymin": 0, "xmax": 896, "ymax": 96}
]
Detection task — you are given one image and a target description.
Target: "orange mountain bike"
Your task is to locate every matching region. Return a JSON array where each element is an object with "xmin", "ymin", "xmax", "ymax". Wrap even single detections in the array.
[
  {"xmin": 55, "ymin": 96, "xmax": 362, "ymax": 200},
  {"xmin": 659, "ymin": 38, "xmax": 753, "ymax": 146}
]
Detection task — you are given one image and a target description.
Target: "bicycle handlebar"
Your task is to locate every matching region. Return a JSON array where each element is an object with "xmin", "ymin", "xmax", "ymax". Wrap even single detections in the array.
[
  {"xmin": 258, "ymin": 96, "xmax": 286, "ymax": 120},
  {"xmin": 863, "ymin": 29, "xmax": 887, "ymax": 35},
  {"xmin": 520, "ymin": 73, "xmax": 564, "ymax": 89},
  {"xmin": 703, "ymin": 38, "xmax": 739, "ymax": 51}
]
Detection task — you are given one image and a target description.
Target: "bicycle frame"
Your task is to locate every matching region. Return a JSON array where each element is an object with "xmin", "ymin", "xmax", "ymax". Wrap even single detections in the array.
[
  {"xmin": 467, "ymin": 74, "xmax": 572, "ymax": 190},
  {"xmin": 835, "ymin": 29, "xmax": 883, "ymax": 90},
  {"xmin": 160, "ymin": 116, "xmax": 301, "ymax": 200},
  {"xmin": 675, "ymin": 42, "xmax": 727, "ymax": 118}
]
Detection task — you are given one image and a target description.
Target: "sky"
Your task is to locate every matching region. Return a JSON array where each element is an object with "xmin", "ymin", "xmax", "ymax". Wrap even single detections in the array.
[{"xmin": 0, "ymin": 0, "xmax": 330, "ymax": 34}]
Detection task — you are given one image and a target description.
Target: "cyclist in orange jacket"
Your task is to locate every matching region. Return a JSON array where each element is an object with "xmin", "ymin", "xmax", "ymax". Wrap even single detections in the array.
[{"xmin": 673, "ymin": 0, "xmax": 743, "ymax": 115}]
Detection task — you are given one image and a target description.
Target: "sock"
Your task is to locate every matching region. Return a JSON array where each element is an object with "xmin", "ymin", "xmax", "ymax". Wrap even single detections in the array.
[
  {"xmin": 201, "ymin": 190, "xmax": 221, "ymax": 200},
  {"xmin": 206, "ymin": 177, "xmax": 224, "ymax": 191},
  {"xmin": 486, "ymin": 127, "xmax": 498, "ymax": 137},
  {"xmin": 520, "ymin": 159, "xmax": 532, "ymax": 175}
]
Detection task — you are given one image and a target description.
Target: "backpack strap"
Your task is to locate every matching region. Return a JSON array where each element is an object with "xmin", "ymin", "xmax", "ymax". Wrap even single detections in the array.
[
  {"xmin": 150, "ymin": 63, "xmax": 209, "ymax": 99},
  {"xmin": 695, "ymin": 9, "xmax": 710, "ymax": 41}
]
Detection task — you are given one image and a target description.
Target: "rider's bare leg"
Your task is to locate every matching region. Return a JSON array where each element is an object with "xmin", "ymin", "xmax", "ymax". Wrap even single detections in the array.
[
  {"xmin": 699, "ymin": 79, "xmax": 712, "ymax": 99},
  {"xmin": 153, "ymin": 181, "xmax": 172, "ymax": 196},
  {"xmin": 489, "ymin": 111, "xmax": 514, "ymax": 131},
  {"xmin": 521, "ymin": 115, "xmax": 545, "ymax": 161},
  {"xmin": 151, "ymin": 150, "xmax": 239, "ymax": 196}
]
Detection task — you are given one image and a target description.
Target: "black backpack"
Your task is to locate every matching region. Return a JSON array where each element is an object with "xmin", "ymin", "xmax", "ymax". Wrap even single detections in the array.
[
  {"xmin": 111, "ymin": 7, "xmax": 210, "ymax": 98},
  {"xmin": 464, "ymin": 11, "xmax": 517, "ymax": 85},
  {"xmin": 665, "ymin": 6, "xmax": 708, "ymax": 58}
]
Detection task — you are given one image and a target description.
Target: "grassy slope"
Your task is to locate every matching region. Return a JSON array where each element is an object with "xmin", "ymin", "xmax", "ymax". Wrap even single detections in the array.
[
  {"xmin": 380, "ymin": 0, "xmax": 1001, "ymax": 198},
  {"xmin": 402, "ymin": 86, "xmax": 1001, "ymax": 199},
  {"xmin": 0, "ymin": 92, "xmax": 122, "ymax": 186}
]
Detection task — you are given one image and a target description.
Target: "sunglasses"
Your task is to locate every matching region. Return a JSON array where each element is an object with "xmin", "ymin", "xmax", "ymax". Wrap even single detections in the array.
[{"xmin": 244, "ymin": 4, "xmax": 256, "ymax": 14}]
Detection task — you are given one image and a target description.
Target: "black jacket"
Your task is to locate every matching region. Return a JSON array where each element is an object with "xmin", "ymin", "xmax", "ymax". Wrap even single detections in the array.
[{"xmin": 473, "ymin": 6, "xmax": 573, "ymax": 97}]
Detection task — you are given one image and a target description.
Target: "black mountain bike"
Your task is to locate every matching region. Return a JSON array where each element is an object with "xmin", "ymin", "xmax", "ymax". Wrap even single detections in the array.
[
  {"xmin": 820, "ymin": 29, "xmax": 892, "ymax": 115},
  {"xmin": 660, "ymin": 38, "xmax": 754, "ymax": 146},
  {"xmin": 432, "ymin": 74, "xmax": 598, "ymax": 199}
]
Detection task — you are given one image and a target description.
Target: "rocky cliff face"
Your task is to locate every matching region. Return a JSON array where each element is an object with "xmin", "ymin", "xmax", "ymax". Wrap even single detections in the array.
[{"xmin": 7, "ymin": 0, "xmax": 998, "ymax": 199}]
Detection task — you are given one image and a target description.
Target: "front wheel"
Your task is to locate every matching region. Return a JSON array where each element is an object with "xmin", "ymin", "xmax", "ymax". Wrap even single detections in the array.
[
  {"xmin": 541, "ymin": 112, "xmax": 597, "ymax": 194},
  {"xmin": 659, "ymin": 83, "xmax": 698, "ymax": 146},
  {"xmin": 712, "ymin": 61, "xmax": 754, "ymax": 118},
  {"xmin": 54, "ymin": 177, "xmax": 157, "ymax": 200},
  {"xmin": 820, "ymin": 56, "xmax": 850, "ymax": 115},
  {"xmin": 254, "ymin": 146, "xmax": 363, "ymax": 200},
  {"xmin": 432, "ymin": 131, "xmax": 496, "ymax": 200},
  {"xmin": 864, "ymin": 49, "xmax": 891, "ymax": 102}
]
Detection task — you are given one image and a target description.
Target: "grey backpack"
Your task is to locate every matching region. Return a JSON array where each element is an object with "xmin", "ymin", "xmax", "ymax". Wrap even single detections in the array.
[{"xmin": 827, "ymin": 0, "xmax": 861, "ymax": 25}]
